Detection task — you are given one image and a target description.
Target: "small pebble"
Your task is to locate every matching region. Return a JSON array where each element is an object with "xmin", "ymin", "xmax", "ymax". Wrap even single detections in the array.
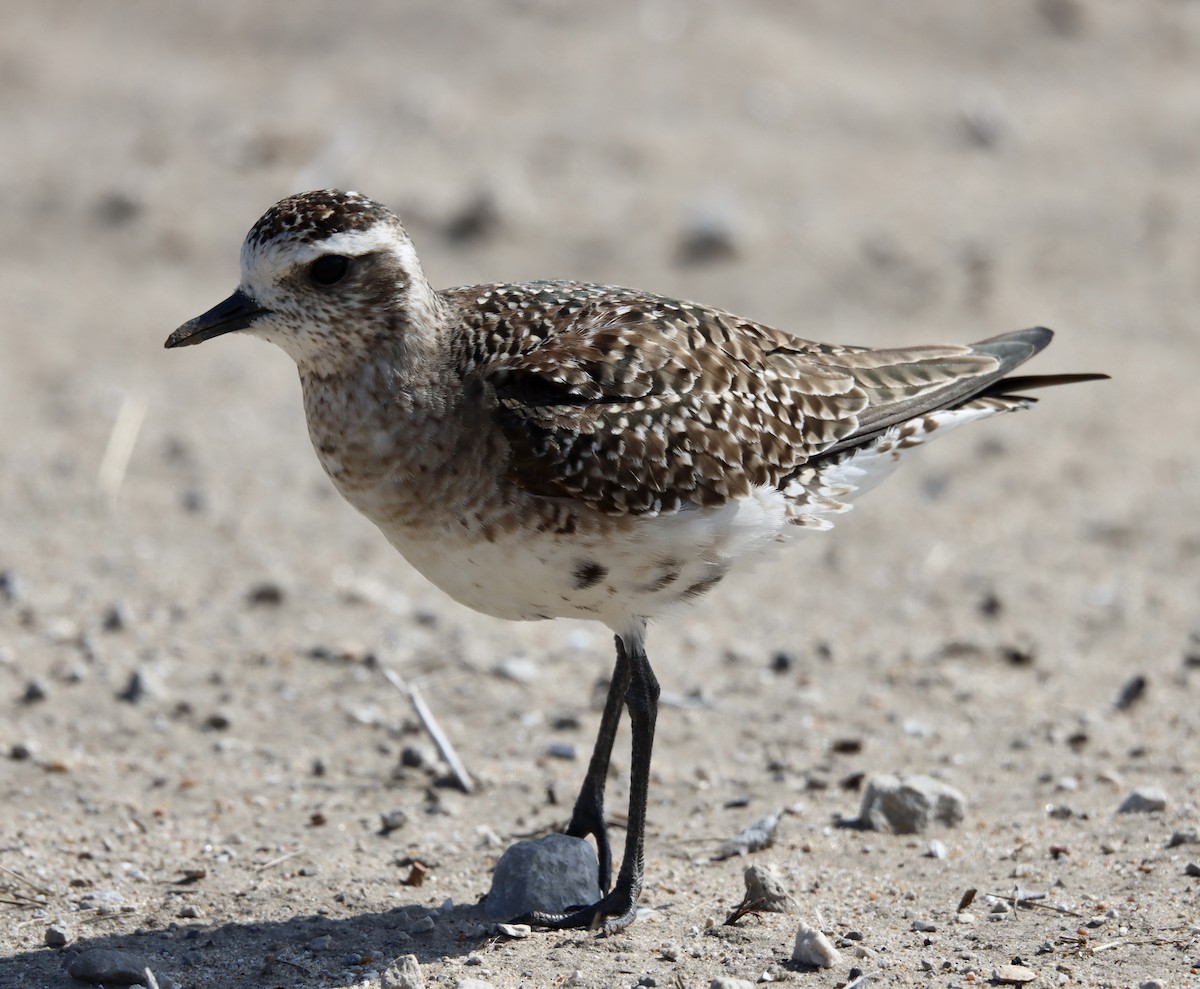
[
  {"xmin": 405, "ymin": 915, "xmax": 435, "ymax": 934},
  {"xmin": 66, "ymin": 948, "xmax": 155, "ymax": 986},
  {"xmin": 545, "ymin": 742, "xmax": 577, "ymax": 760},
  {"xmin": 1167, "ymin": 826, "xmax": 1199, "ymax": 848},
  {"xmin": 454, "ymin": 980, "xmax": 496, "ymax": 989},
  {"xmin": 78, "ymin": 889, "xmax": 124, "ymax": 913},
  {"xmin": 675, "ymin": 204, "xmax": 740, "ymax": 265},
  {"xmin": 309, "ymin": 934, "xmax": 333, "ymax": 951},
  {"xmin": 44, "ymin": 924, "xmax": 69, "ymax": 948},
  {"xmin": 926, "ymin": 839, "xmax": 948, "ymax": 859},
  {"xmin": 708, "ymin": 980, "xmax": 755, "ymax": 989},
  {"xmin": 0, "ymin": 570, "xmax": 21, "ymax": 603},
  {"xmin": 482, "ymin": 833, "xmax": 600, "ymax": 919},
  {"xmin": 1117, "ymin": 786, "xmax": 1169, "ymax": 814},
  {"xmin": 715, "ymin": 811, "xmax": 781, "ymax": 858},
  {"xmin": 659, "ymin": 941, "xmax": 680, "ymax": 961},
  {"xmin": 791, "ymin": 919, "xmax": 841, "ymax": 968},
  {"xmin": 911, "ymin": 919, "xmax": 937, "ymax": 933},
  {"xmin": 246, "ymin": 581, "xmax": 285, "ymax": 606},
  {"xmin": 1184, "ymin": 862, "xmax": 1200, "ymax": 878},
  {"xmin": 742, "ymin": 863, "xmax": 798, "ymax": 912},
  {"xmin": 298, "ymin": 865, "xmax": 319, "ymax": 877},
  {"xmin": 770, "ymin": 651, "xmax": 794, "ymax": 673},
  {"xmin": 380, "ymin": 809, "xmax": 408, "ymax": 835},
  {"xmin": 399, "ymin": 744, "xmax": 431, "ymax": 769},
  {"xmin": 116, "ymin": 669, "xmax": 148, "ymax": 703},
  {"xmin": 993, "ymin": 963, "xmax": 1037, "ymax": 984},
  {"xmin": 381, "ymin": 953, "xmax": 424, "ymax": 989},
  {"xmin": 177, "ymin": 904, "xmax": 203, "ymax": 919},
  {"xmin": 1113, "ymin": 673, "xmax": 1147, "ymax": 710},
  {"xmin": 859, "ymin": 773, "xmax": 967, "ymax": 834},
  {"xmin": 102, "ymin": 603, "xmax": 129, "ymax": 631},
  {"xmin": 1139, "ymin": 980, "xmax": 1167, "ymax": 989},
  {"xmin": 493, "ymin": 655, "xmax": 538, "ymax": 682},
  {"xmin": 494, "ymin": 923, "xmax": 530, "ymax": 938},
  {"xmin": 443, "ymin": 189, "xmax": 500, "ymax": 243},
  {"xmin": 21, "ymin": 678, "xmax": 48, "ymax": 704}
]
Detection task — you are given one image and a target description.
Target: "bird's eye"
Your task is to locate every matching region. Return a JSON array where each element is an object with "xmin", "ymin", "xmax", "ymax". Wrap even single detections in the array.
[{"xmin": 308, "ymin": 255, "xmax": 351, "ymax": 286}]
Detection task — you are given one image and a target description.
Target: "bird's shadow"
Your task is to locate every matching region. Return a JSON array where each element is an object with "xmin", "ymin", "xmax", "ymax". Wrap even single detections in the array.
[{"xmin": 1, "ymin": 901, "xmax": 489, "ymax": 988}]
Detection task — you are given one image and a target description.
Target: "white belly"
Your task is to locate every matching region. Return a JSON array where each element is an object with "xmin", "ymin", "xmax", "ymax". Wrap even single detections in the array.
[{"xmin": 374, "ymin": 487, "xmax": 794, "ymax": 630}]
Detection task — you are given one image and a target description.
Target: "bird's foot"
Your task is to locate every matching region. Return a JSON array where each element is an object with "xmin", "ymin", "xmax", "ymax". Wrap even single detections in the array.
[{"xmin": 515, "ymin": 886, "xmax": 639, "ymax": 935}]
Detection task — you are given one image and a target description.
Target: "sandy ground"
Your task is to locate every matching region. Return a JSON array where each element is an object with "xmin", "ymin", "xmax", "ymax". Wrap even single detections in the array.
[{"xmin": 3, "ymin": 2, "xmax": 1199, "ymax": 987}]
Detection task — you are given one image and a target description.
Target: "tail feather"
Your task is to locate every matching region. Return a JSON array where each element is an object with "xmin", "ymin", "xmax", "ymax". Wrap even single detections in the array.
[
  {"xmin": 973, "ymin": 371, "xmax": 1110, "ymax": 401},
  {"xmin": 818, "ymin": 327, "xmax": 1107, "ymax": 457}
]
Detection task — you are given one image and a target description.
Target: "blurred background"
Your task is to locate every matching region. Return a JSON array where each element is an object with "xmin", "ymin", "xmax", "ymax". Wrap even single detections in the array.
[
  {"xmin": 2, "ymin": 2, "xmax": 1198, "ymax": 985},
  {"xmin": 4, "ymin": 0, "xmax": 1195, "ymax": 671}
]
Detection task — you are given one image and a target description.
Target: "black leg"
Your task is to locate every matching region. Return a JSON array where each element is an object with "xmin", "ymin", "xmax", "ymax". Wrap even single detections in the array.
[
  {"xmin": 563, "ymin": 634, "xmax": 631, "ymax": 892},
  {"xmin": 521, "ymin": 626, "xmax": 660, "ymax": 934}
]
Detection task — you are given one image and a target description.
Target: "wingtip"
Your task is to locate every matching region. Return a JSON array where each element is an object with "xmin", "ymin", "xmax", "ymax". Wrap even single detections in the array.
[
  {"xmin": 970, "ymin": 326, "xmax": 1055, "ymax": 369},
  {"xmin": 1012, "ymin": 325, "xmax": 1054, "ymax": 351}
]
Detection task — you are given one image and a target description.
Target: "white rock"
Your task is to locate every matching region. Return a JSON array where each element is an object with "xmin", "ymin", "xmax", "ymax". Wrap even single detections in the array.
[
  {"xmin": 791, "ymin": 919, "xmax": 841, "ymax": 968},
  {"xmin": 494, "ymin": 923, "xmax": 531, "ymax": 938},
  {"xmin": 381, "ymin": 953, "xmax": 424, "ymax": 989},
  {"xmin": 993, "ymin": 963, "xmax": 1037, "ymax": 984}
]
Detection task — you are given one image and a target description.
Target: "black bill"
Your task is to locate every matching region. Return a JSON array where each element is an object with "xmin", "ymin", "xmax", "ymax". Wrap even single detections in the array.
[{"xmin": 165, "ymin": 289, "xmax": 271, "ymax": 348}]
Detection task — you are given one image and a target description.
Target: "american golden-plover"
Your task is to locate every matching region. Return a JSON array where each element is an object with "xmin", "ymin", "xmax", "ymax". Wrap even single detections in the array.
[{"xmin": 167, "ymin": 190, "xmax": 1105, "ymax": 932}]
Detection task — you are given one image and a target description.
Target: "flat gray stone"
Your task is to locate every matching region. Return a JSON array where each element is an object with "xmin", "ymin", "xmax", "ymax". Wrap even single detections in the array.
[
  {"xmin": 66, "ymin": 948, "xmax": 154, "ymax": 985},
  {"xmin": 860, "ymin": 773, "xmax": 967, "ymax": 834},
  {"xmin": 482, "ymin": 833, "xmax": 601, "ymax": 920}
]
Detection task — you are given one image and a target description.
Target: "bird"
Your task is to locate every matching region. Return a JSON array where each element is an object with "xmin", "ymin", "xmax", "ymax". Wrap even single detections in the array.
[{"xmin": 166, "ymin": 189, "xmax": 1106, "ymax": 933}]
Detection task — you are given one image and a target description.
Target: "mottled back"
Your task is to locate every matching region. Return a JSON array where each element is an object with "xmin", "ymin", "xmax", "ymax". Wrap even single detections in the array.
[{"xmin": 444, "ymin": 281, "xmax": 1028, "ymax": 516}]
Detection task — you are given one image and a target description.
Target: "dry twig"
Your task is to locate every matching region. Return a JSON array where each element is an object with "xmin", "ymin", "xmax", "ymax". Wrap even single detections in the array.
[{"xmin": 381, "ymin": 666, "xmax": 473, "ymax": 793}]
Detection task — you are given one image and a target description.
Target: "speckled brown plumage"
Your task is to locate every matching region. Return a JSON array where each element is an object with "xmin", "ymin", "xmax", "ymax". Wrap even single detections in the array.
[
  {"xmin": 441, "ymin": 280, "xmax": 1046, "ymax": 517},
  {"xmin": 166, "ymin": 189, "xmax": 1106, "ymax": 934}
]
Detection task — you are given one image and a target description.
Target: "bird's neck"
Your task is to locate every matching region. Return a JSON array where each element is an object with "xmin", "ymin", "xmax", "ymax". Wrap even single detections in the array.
[{"xmin": 297, "ymin": 340, "xmax": 502, "ymax": 529}]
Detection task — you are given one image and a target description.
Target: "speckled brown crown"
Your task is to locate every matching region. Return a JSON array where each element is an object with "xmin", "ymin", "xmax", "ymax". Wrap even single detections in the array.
[{"xmin": 245, "ymin": 190, "xmax": 398, "ymax": 250}]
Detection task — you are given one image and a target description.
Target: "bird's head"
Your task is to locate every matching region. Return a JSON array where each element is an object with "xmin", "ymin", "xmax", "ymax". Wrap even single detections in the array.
[{"xmin": 166, "ymin": 190, "xmax": 441, "ymax": 370}]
